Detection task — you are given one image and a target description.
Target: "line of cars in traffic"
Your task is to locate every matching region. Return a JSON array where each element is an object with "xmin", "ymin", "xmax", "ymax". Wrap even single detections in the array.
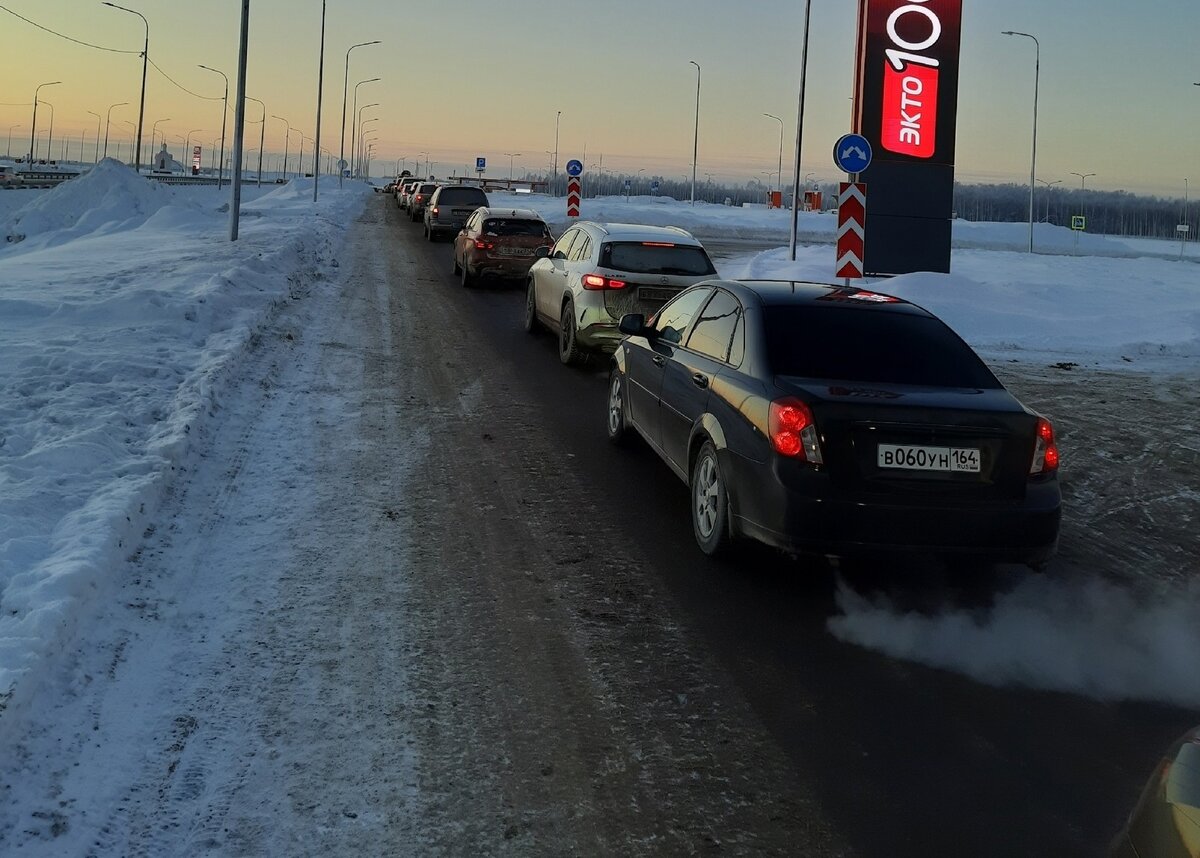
[{"xmin": 384, "ymin": 177, "xmax": 1063, "ymax": 573}]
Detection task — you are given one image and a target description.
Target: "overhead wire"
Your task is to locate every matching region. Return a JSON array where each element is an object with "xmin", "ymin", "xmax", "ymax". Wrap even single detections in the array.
[{"xmin": 0, "ymin": 3, "xmax": 139, "ymax": 53}]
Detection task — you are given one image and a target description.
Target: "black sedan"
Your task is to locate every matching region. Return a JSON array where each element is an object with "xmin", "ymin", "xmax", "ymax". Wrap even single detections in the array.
[{"xmin": 607, "ymin": 280, "xmax": 1061, "ymax": 568}]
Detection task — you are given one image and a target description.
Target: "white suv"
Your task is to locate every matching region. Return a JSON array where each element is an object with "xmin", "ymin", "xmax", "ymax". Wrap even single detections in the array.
[{"xmin": 523, "ymin": 222, "xmax": 717, "ymax": 366}]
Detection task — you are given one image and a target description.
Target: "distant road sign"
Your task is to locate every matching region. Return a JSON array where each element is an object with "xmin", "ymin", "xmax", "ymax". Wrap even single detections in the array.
[
  {"xmin": 338, "ymin": 159, "xmax": 348, "ymax": 171},
  {"xmin": 623, "ymin": 179, "xmax": 631, "ymax": 189},
  {"xmin": 651, "ymin": 179, "xmax": 660, "ymax": 192},
  {"xmin": 833, "ymin": 134, "xmax": 873, "ymax": 174},
  {"xmin": 1177, "ymin": 224, "xmax": 1190, "ymax": 234},
  {"xmin": 475, "ymin": 156, "xmax": 486, "ymax": 172},
  {"xmin": 566, "ymin": 159, "xmax": 583, "ymax": 177},
  {"xmin": 1071, "ymin": 215, "xmax": 1086, "ymax": 231}
]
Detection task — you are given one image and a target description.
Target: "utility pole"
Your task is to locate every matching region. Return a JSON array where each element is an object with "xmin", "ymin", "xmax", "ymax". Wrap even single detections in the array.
[{"xmin": 229, "ymin": 0, "xmax": 249, "ymax": 240}]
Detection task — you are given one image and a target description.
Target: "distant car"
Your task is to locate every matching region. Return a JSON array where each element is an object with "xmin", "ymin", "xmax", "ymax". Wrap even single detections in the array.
[
  {"xmin": 523, "ymin": 222, "xmax": 717, "ymax": 366},
  {"xmin": 453, "ymin": 208, "xmax": 554, "ymax": 288},
  {"xmin": 607, "ymin": 280, "xmax": 1063, "ymax": 567},
  {"xmin": 396, "ymin": 179, "xmax": 419, "ymax": 210},
  {"xmin": 423, "ymin": 184, "xmax": 490, "ymax": 241},
  {"xmin": 1110, "ymin": 724, "xmax": 1200, "ymax": 857},
  {"xmin": 0, "ymin": 165, "xmax": 20, "ymax": 187},
  {"xmin": 408, "ymin": 182, "xmax": 439, "ymax": 222}
]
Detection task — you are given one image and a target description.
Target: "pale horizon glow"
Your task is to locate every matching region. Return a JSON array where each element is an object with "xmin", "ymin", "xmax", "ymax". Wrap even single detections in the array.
[{"xmin": 1, "ymin": 0, "xmax": 1197, "ymax": 196}]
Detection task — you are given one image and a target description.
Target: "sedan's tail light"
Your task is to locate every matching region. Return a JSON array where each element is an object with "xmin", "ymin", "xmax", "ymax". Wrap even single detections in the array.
[
  {"xmin": 769, "ymin": 398, "xmax": 823, "ymax": 464},
  {"xmin": 582, "ymin": 273, "xmax": 628, "ymax": 290},
  {"xmin": 474, "ymin": 239, "xmax": 495, "ymax": 250},
  {"xmin": 1030, "ymin": 417, "xmax": 1059, "ymax": 475}
]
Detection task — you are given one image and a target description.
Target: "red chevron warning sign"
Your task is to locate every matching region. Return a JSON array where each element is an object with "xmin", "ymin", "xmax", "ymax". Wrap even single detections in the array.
[
  {"xmin": 836, "ymin": 182, "xmax": 866, "ymax": 279},
  {"xmin": 567, "ymin": 178, "xmax": 581, "ymax": 218}
]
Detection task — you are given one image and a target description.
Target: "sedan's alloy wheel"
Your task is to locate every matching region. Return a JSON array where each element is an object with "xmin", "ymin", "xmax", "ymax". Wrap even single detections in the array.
[
  {"xmin": 691, "ymin": 441, "xmax": 730, "ymax": 555},
  {"xmin": 607, "ymin": 369, "xmax": 627, "ymax": 443}
]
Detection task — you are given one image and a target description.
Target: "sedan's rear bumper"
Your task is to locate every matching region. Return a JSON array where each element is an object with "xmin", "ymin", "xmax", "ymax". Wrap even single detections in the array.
[
  {"xmin": 470, "ymin": 255, "xmax": 538, "ymax": 279},
  {"xmin": 727, "ymin": 451, "xmax": 1062, "ymax": 563}
]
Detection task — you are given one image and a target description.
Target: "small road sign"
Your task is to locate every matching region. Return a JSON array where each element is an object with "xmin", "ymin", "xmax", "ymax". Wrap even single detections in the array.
[
  {"xmin": 833, "ymin": 134, "xmax": 873, "ymax": 175},
  {"xmin": 1176, "ymin": 224, "xmax": 1190, "ymax": 234},
  {"xmin": 566, "ymin": 159, "xmax": 583, "ymax": 177},
  {"xmin": 567, "ymin": 177, "xmax": 581, "ymax": 218},
  {"xmin": 651, "ymin": 179, "xmax": 660, "ymax": 193},
  {"xmin": 836, "ymin": 182, "xmax": 867, "ymax": 279},
  {"xmin": 1071, "ymin": 216, "xmax": 1086, "ymax": 231},
  {"xmin": 475, "ymin": 157, "xmax": 486, "ymax": 172},
  {"xmin": 623, "ymin": 179, "xmax": 631, "ymax": 189}
]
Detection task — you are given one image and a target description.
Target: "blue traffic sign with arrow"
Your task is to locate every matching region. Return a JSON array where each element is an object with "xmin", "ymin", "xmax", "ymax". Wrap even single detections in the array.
[
  {"xmin": 565, "ymin": 159, "xmax": 584, "ymax": 177},
  {"xmin": 833, "ymin": 134, "xmax": 873, "ymax": 174}
]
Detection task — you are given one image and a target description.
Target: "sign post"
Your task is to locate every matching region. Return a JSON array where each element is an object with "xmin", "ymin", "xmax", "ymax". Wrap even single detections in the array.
[
  {"xmin": 566, "ymin": 159, "xmax": 583, "ymax": 218},
  {"xmin": 1071, "ymin": 214, "xmax": 1086, "ymax": 256},
  {"xmin": 834, "ymin": 134, "xmax": 872, "ymax": 284}
]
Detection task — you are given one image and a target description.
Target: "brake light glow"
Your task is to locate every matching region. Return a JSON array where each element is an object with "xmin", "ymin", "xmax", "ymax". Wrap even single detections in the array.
[
  {"xmin": 1030, "ymin": 417, "xmax": 1059, "ymax": 475},
  {"xmin": 430, "ymin": 207, "xmax": 439, "ymax": 218},
  {"xmin": 415, "ymin": 194, "xmax": 423, "ymax": 202},
  {"xmin": 769, "ymin": 399, "xmax": 823, "ymax": 463},
  {"xmin": 473, "ymin": 239, "xmax": 495, "ymax": 250},
  {"xmin": 582, "ymin": 273, "xmax": 628, "ymax": 290},
  {"xmin": 641, "ymin": 241, "xmax": 676, "ymax": 247}
]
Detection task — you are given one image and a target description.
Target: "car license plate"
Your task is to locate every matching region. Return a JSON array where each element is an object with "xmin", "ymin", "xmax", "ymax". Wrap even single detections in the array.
[
  {"xmin": 497, "ymin": 247, "xmax": 533, "ymax": 257},
  {"xmin": 878, "ymin": 444, "xmax": 981, "ymax": 473},
  {"xmin": 638, "ymin": 287, "xmax": 677, "ymax": 302}
]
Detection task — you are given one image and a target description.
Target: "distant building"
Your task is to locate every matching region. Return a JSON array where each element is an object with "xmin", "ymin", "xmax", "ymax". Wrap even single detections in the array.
[{"xmin": 151, "ymin": 143, "xmax": 184, "ymax": 174}]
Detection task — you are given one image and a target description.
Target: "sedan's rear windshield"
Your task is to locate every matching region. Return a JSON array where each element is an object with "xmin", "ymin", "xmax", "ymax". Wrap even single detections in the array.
[
  {"xmin": 417, "ymin": 184, "xmax": 437, "ymax": 194},
  {"xmin": 764, "ymin": 306, "xmax": 1001, "ymax": 388},
  {"xmin": 600, "ymin": 242, "xmax": 715, "ymax": 276},
  {"xmin": 436, "ymin": 188, "xmax": 489, "ymax": 205},
  {"xmin": 484, "ymin": 219, "xmax": 550, "ymax": 237}
]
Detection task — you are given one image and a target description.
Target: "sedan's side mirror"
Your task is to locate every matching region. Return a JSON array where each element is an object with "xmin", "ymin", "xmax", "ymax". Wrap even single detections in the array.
[
  {"xmin": 618, "ymin": 314, "xmax": 648, "ymax": 337},
  {"xmin": 535, "ymin": 245, "xmax": 551, "ymax": 259}
]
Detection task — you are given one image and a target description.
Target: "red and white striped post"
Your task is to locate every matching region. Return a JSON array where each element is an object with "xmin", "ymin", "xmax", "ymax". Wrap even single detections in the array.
[
  {"xmin": 567, "ymin": 177, "xmax": 581, "ymax": 218},
  {"xmin": 836, "ymin": 182, "xmax": 866, "ymax": 281}
]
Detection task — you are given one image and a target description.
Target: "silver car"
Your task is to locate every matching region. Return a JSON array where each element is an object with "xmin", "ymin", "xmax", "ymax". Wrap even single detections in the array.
[{"xmin": 523, "ymin": 222, "xmax": 717, "ymax": 366}]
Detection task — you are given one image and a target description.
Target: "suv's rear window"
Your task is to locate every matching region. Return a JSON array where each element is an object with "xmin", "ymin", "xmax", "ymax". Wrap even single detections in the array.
[
  {"xmin": 484, "ymin": 218, "xmax": 549, "ymax": 237},
  {"xmin": 417, "ymin": 184, "xmax": 437, "ymax": 194},
  {"xmin": 436, "ymin": 187, "xmax": 489, "ymax": 206},
  {"xmin": 764, "ymin": 306, "xmax": 1001, "ymax": 388},
  {"xmin": 600, "ymin": 242, "xmax": 715, "ymax": 276}
]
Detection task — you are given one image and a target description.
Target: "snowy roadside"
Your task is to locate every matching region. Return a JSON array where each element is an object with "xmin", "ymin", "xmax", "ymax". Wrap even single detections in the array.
[{"xmin": 0, "ymin": 162, "xmax": 371, "ymax": 724}]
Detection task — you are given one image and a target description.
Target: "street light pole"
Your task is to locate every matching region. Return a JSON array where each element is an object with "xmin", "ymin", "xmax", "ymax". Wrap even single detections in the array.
[
  {"xmin": 313, "ymin": 0, "xmax": 327, "ymax": 201},
  {"xmin": 103, "ymin": 2, "xmax": 148, "ymax": 173},
  {"xmin": 27, "ymin": 81, "xmax": 61, "ymax": 164},
  {"xmin": 273, "ymin": 115, "xmax": 292, "ymax": 179},
  {"xmin": 244, "ymin": 96, "xmax": 266, "ymax": 186},
  {"xmin": 689, "ymin": 60, "xmax": 700, "ymax": 206},
  {"xmin": 1037, "ymin": 178, "xmax": 1061, "ymax": 222},
  {"xmin": 789, "ymin": 0, "xmax": 813, "ymax": 260},
  {"xmin": 356, "ymin": 104, "xmax": 379, "ymax": 177},
  {"xmin": 504, "ymin": 152, "xmax": 522, "ymax": 181},
  {"xmin": 1002, "ymin": 30, "xmax": 1039, "ymax": 253},
  {"xmin": 339, "ymin": 40, "xmax": 380, "ymax": 188},
  {"xmin": 763, "ymin": 113, "xmax": 784, "ymax": 192},
  {"xmin": 350, "ymin": 79, "xmax": 379, "ymax": 179},
  {"xmin": 42, "ymin": 102, "xmax": 54, "ymax": 162},
  {"xmin": 103, "ymin": 102, "xmax": 128, "ymax": 160},
  {"xmin": 229, "ymin": 0, "xmax": 249, "ymax": 241},
  {"xmin": 553, "ymin": 110, "xmax": 561, "ymax": 194},
  {"xmin": 198, "ymin": 64, "xmax": 229, "ymax": 189},
  {"xmin": 150, "ymin": 116, "xmax": 171, "ymax": 160},
  {"xmin": 86, "ymin": 112, "xmax": 100, "ymax": 163},
  {"xmin": 7, "ymin": 124, "xmax": 21, "ymax": 160}
]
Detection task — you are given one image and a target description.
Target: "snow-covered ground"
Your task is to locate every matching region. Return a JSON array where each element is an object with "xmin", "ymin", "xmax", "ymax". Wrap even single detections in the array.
[{"xmin": 1, "ymin": 170, "xmax": 1198, "ymax": 729}]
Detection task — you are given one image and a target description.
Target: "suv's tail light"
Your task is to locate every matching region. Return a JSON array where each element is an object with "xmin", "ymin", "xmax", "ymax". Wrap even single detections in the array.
[
  {"xmin": 1030, "ymin": 417, "xmax": 1059, "ymax": 475},
  {"xmin": 474, "ymin": 239, "xmax": 495, "ymax": 251},
  {"xmin": 430, "ymin": 206, "xmax": 440, "ymax": 219},
  {"xmin": 582, "ymin": 273, "xmax": 628, "ymax": 290},
  {"xmin": 769, "ymin": 398, "xmax": 823, "ymax": 463}
]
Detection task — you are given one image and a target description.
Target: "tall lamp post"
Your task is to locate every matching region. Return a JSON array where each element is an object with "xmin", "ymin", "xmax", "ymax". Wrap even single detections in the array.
[
  {"xmin": 350, "ymin": 79, "xmax": 379, "ymax": 179},
  {"xmin": 273, "ymin": 115, "xmax": 293, "ymax": 180},
  {"xmin": 27, "ymin": 81, "xmax": 60, "ymax": 163},
  {"xmin": 1002, "ymin": 30, "xmax": 1039, "ymax": 253},
  {"xmin": 102, "ymin": 3, "xmax": 148, "ymax": 173},
  {"xmin": 86, "ymin": 112, "xmax": 100, "ymax": 163},
  {"xmin": 504, "ymin": 151, "xmax": 522, "ymax": 181},
  {"xmin": 150, "ymin": 116, "xmax": 171, "ymax": 158},
  {"xmin": 1070, "ymin": 171, "xmax": 1097, "ymax": 227},
  {"xmin": 313, "ymin": 0, "xmax": 327, "ymax": 201},
  {"xmin": 357, "ymin": 121, "xmax": 378, "ymax": 177},
  {"xmin": 689, "ymin": 60, "xmax": 700, "ymax": 206},
  {"xmin": 103, "ymin": 101, "xmax": 128, "ymax": 159},
  {"xmin": 41, "ymin": 101, "xmax": 54, "ymax": 162},
  {"xmin": 198, "ymin": 64, "xmax": 229, "ymax": 189},
  {"xmin": 789, "ymin": 0, "xmax": 813, "ymax": 260},
  {"xmin": 1037, "ymin": 178, "xmax": 1061, "ymax": 222},
  {"xmin": 355, "ymin": 103, "xmax": 379, "ymax": 176},
  {"xmin": 7, "ymin": 124, "xmax": 21, "ymax": 160},
  {"xmin": 245, "ymin": 96, "xmax": 266, "ymax": 186},
  {"xmin": 763, "ymin": 113, "xmax": 784, "ymax": 192},
  {"xmin": 339, "ymin": 41, "xmax": 380, "ymax": 187},
  {"xmin": 553, "ymin": 110, "xmax": 561, "ymax": 194}
]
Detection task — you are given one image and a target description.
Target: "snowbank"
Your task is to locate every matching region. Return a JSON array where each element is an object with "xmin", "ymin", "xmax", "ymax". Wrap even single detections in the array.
[{"xmin": 0, "ymin": 170, "xmax": 372, "ymax": 722}]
